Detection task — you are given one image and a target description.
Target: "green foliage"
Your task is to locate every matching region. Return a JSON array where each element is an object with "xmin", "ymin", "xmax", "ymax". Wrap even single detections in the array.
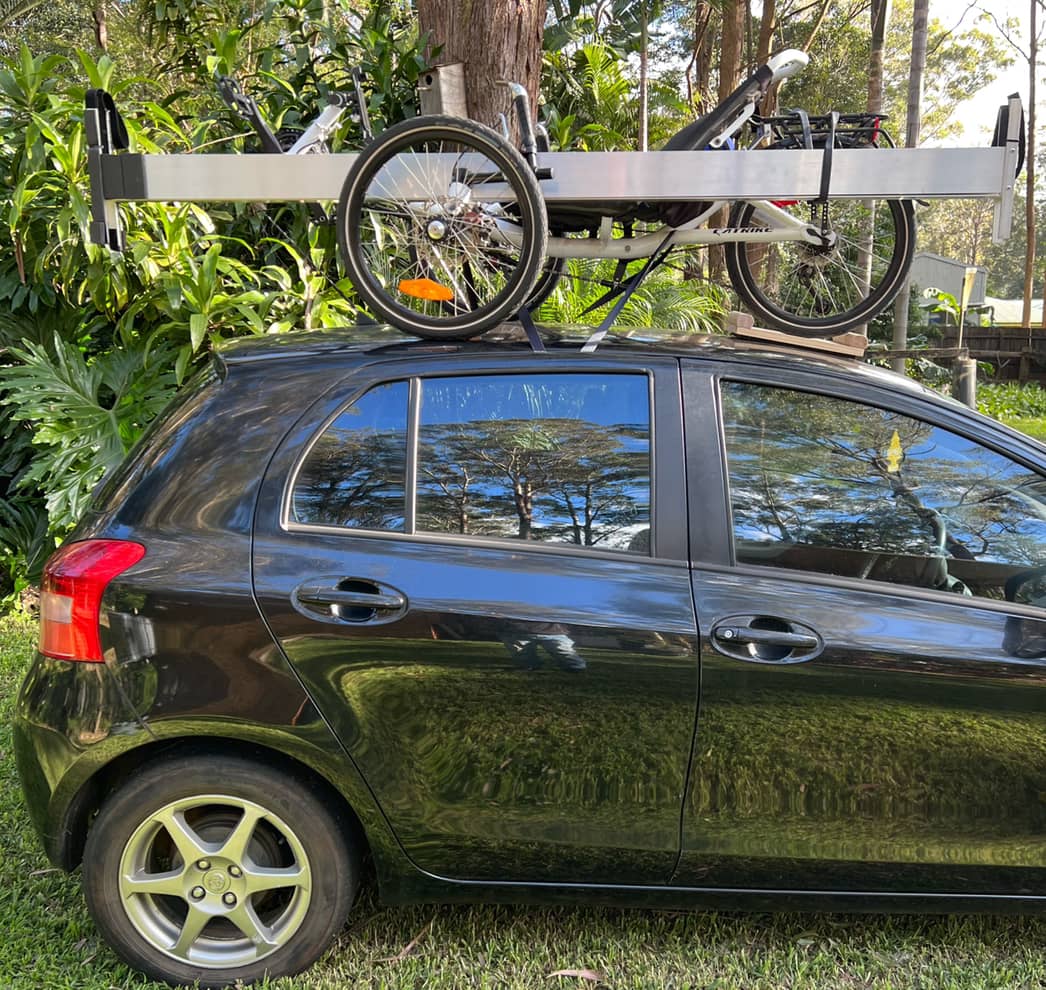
[
  {"xmin": 545, "ymin": 0, "xmax": 664, "ymax": 56},
  {"xmin": 542, "ymin": 37, "xmax": 689, "ymax": 151},
  {"xmin": 0, "ymin": 6, "xmax": 435, "ymax": 593},
  {"xmin": 534, "ymin": 257, "xmax": 727, "ymax": 333},
  {"xmin": 2, "ymin": 336, "xmax": 178, "ymax": 530},
  {"xmin": 978, "ymin": 382, "xmax": 1046, "ymax": 422},
  {"xmin": 543, "ymin": 41, "xmax": 636, "ymax": 150},
  {"xmin": 0, "ymin": 0, "xmax": 45, "ymax": 24}
]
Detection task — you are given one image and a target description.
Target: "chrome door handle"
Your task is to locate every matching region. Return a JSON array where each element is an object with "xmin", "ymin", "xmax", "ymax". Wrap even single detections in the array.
[
  {"xmin": 297, "ymin": 586, "xmax": 405, "ymax": 611},
  {"xmin": 293, "ymin": 577, "xmax": 408, "ymax": 624},
  {"xmin": 709, "ymin": 615, "xmax": 823, "ymax": 664},
  {"xmin": 714, "ymin": 626, "xmax": 818, "ymax": 650}
]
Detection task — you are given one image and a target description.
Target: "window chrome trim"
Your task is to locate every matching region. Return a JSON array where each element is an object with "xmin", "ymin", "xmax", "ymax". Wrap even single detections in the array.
[{"xmin": 282, "ymin": 520, "xmax": 682, "ymax": 564}]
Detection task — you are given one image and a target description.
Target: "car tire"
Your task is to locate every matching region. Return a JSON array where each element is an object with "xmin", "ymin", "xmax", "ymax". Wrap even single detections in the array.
[{"xmin": 82, "ymin": 754, "xmax": 358, "ymax": 988}]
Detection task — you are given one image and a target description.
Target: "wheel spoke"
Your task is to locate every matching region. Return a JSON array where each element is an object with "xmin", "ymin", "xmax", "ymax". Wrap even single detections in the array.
[
  {"xmin": 216, "ymin": 805, "xmax": 264, "ymax": 864},
  {"xmin": 154, "ymin": 808, "xmax": 213, "ymax": 866},
  {"xmin": 121, "ymin": 868, "xmax": 185, "ymax": 899},
  {"xmin": 242, "ymin": 863, "xmax": 310, "ymax": 896},
  {"xmin": 171, "ymin": 904, "xmax": 212, "ymax": 958},
  {"xmin": 226, "ymin": 900, "xmax": 280, "ymax": 954}
]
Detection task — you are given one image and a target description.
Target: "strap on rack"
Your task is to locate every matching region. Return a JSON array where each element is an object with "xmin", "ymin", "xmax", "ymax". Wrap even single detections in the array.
[
  {"xmin": 580, "ymin": 233, "xmax": 675, "ymax": 353},
  {"xmin": 818, "ymin": 110, "xmax": 839, "ymax": 208},
  {"xmin": 515, "ymin": 306, "xmax": 546, "ymax": 352},
  {"xmin": 514, "ymin": 233, "xmax": 676, "ymax": 354}
]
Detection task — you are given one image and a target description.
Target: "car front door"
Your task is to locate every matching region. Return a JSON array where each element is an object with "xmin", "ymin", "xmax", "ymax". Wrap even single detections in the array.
[
  {"xmin": 679, "ymin": 361, "xmax": 1046, "ymax": 895},
  {"xmin": 253, "ymin": 354, "xmax": 700, "ymax": 884}
]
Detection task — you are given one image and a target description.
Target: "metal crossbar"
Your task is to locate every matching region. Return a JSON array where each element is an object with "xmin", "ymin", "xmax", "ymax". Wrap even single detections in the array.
[{"xmin": 86, "ymin": 94, "xmax": 1023, "ymax": 255}]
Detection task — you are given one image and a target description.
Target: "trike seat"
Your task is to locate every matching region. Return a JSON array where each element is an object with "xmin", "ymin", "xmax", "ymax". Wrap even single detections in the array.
[{"xmin": 545, "ymin": 63, "xmax": 775, "ymax": 232}]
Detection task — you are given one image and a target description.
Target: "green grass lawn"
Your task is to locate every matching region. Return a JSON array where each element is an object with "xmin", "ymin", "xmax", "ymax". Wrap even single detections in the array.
[
  {"xmin": 5, "ymin": 625, "xmax": 1046, "ymax": 989},
  {"xmin": 1002, "ymin": 416, "xmax": 1046, "ymax": 442}
]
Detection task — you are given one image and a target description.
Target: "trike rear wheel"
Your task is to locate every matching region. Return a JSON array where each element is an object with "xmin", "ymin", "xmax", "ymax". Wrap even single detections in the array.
[
  {"xmin": 338, "ymin": 115, "xmax": 548, "ymax": 339},
  {"xmin": 725, "ymin": 197, "xmax": 915, "ymax": 337}
]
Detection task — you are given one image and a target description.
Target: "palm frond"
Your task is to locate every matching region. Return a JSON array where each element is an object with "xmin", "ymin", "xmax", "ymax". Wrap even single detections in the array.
[{"xmin": 0, "ymin": 0, "xmax": 47, "ymax": 25}]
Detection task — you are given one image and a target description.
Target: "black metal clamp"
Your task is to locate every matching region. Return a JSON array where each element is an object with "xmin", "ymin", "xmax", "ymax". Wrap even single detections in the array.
[{"xmin": 85, "ymin": 88, "xmax": 131, "ymax": 251}]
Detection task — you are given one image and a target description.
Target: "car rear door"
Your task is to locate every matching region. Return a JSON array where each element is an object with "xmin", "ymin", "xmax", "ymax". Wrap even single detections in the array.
[
  {"xmin": 252, "ymin": 352, "xmax": 700, "ymax": 885},
  {"xmin": 680, "ymin": 359, "xmax": 1046, "ymax": 895}
]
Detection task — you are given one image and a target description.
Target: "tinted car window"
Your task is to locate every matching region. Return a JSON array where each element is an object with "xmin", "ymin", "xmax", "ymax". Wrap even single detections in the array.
[
  {"xmin": 721, "ymin": 382, "xmax": 1046, "ymax": 605},
  {"xmin": 291, "ymin": 372, "xmax": 652, "ymax": 553},
  {"xmin": 416, "ymin": 374, "xmax": 651, "ymax": 551},
  {"xmin": 292, "ymin": 381, "xmax": 409, "ymax": 530}
]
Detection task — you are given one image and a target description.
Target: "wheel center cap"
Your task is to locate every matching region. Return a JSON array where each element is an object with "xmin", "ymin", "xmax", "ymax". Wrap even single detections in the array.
[{"xmin": 203, "ymin": 870, "xmax": 230, "ymax": 894}]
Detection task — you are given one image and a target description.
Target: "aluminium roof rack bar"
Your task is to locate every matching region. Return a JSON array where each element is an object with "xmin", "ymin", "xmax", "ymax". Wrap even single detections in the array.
[{"xmin": 85, "ymin": 95, "xmax": 1023, "ymax": 257}]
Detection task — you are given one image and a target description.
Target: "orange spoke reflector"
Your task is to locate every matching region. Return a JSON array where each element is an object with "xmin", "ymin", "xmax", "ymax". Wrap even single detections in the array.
[{"xmin": 399, "ymin": 278, "xmax": 454, "ymax": 302}]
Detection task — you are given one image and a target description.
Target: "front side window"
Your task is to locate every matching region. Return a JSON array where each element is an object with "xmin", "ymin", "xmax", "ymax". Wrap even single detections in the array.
[
  {"xmin": 290, "ymin": 373, "xmax": 652, "ymax": 554},
  {"xmin": 721, "ymin": 382, "xmax": 1046, "ymax": 605}
]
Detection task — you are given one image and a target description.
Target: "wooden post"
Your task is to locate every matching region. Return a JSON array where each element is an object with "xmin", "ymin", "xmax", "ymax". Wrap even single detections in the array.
[{"xmin": 952, "ymin": 355, "xmax": 977, "ymax": 409}]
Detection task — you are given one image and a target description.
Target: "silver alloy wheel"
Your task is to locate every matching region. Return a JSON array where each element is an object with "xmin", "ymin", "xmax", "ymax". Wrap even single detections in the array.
[{"xmin": 116, "ymin": 795, "xmax": 312, "ymax": 970}]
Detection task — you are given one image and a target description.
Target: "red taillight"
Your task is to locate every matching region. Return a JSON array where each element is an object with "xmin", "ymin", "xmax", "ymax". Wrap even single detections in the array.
[{"xmin": 39, "ymin": 540, "xmax": 146, "ymax": 662}]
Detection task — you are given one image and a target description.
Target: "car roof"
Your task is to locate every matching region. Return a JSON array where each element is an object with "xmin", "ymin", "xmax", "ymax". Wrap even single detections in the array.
[{"xmin": 216, "ymin": 323, "xmax": 938, "ymax": 399}]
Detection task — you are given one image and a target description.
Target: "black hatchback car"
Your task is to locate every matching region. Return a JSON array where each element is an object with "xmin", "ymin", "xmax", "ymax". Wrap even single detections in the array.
[{"xmin": 14, "ymin": 328, "xmax": 1046, "ymax": 987}]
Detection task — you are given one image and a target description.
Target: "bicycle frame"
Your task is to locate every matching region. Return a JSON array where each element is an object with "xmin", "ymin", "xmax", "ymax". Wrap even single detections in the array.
[
  {"xmin": 542, "ymin": 202, "xmax": 820, "ymax": 260},
  {"xmin": 485, "ymin": 199, "xmax": 818, "ymax": 260}
]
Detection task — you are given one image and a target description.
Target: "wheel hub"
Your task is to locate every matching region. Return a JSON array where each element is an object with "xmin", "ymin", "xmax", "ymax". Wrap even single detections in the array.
[{"xmin": 202, "ymin": 869, "xmax": 231, "ymax": 894}]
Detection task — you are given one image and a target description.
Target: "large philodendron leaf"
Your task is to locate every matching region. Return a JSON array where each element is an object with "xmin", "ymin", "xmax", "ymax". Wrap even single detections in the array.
[{"xmin": 1, "ymin": 335, "xmax": 178, "ymax": 529}]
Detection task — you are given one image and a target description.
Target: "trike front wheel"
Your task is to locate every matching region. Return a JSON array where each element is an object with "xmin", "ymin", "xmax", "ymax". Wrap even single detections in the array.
[
  {"xmin": 338, "ymin": 115, "xmax": 548, "ymax": 339},
  {"xmin": 725, "ymin": 197, "xmax": 916, "ymax": 336}
]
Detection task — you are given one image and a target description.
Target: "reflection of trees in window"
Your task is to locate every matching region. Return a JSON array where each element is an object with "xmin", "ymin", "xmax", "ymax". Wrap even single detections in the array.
[
  {"xmin": 417, "ymin": 375, "xmax": 650, "ymax": 549},
  {"xmin": 722, "ymin": 384, "xmax": 1046, "ymax": 595},
  {"xmin": 293, "ymin": 382, "xmax": 408, "ymax": 530}
]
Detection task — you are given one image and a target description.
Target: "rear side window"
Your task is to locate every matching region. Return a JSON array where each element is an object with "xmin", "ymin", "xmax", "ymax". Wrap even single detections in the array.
[
  {"xmin": 292, "ymin": 381, "xmax": 409, "ymax": 530},
  {"xmin": 291, "ymin": 373, "xmax": 652, "ymax": 554}
]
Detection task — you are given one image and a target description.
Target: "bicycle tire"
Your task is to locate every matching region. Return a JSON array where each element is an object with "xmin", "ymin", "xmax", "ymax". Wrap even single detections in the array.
[
  {"xmin": 724, "ymin": 197, "xmax": 915, "ymax": 337},
  {"xmin": 338, "ymin": 115, "xmax": 548, "ymax": 339}
]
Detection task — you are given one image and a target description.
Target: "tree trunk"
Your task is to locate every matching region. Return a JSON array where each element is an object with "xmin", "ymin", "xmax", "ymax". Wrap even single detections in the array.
[
  {"xmin": 866, "ymin": 0, "xmax": 890, "ymax": 115},
  {"xmin": 685, "ymin": 1, "xmax": 715, "ymax": 111},
  {"xmin": 719, "ymin": 0, "xmax": 745, "ymax": 103},
  {"xmin": 756, "ymin": 0, "xmax": 777, "ymax": 115},
  {"xmin": 1025, "ymin": 0, "xmax": 1037, "ymax": 335},
  {"xmin": 890, "ymin": 0, "xmax": 929, "ymax": 373},
  {"xmin": 856, "ymin": 0, "xmax": 891, "ymax": 333},
  {"xmin": 416, "ymin": 0, "xmax": 544, "ymax": 130},
  {"xmin": 639, "ymin": 2, "xmax": 649, "ymax": 151},
  {"xmin": 93, "ymin": 0, "xmax": 107, "ymax": 51}
]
